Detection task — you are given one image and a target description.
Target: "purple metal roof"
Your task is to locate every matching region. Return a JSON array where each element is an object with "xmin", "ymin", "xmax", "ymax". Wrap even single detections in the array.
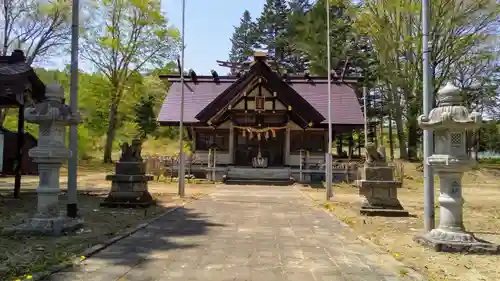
[{"xmin": 157, "ymin": 79, "xmax": 364, "ymax": 125}]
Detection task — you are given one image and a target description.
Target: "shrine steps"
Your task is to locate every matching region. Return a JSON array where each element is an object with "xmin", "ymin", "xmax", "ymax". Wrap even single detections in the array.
[{"xmin": 223, "ymin": 167, "xmax": 294, "ymax": 186}]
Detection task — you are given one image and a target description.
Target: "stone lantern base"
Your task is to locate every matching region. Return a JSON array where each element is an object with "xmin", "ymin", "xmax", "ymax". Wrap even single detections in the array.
[
  {"xmin": 414, "ymin": 229, "xmax": 500, "ymax": 253},
  {"xmin": 100, "ymin": 161, "xmax": 155, "ymax": 208},
  {"xmin": 2, "ymin": 215, "xmax": 83, "ymax": 236}
]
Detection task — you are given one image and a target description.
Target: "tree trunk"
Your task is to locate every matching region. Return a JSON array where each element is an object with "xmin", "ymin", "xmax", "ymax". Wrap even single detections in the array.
[
  {"xmin": 392, "ymin": 104, "xmax": 408, "ymax": 159},
  {"xmin": 406, "ymin": 98, "xmax": 421, "ymax": 161},
  {"xmin": 388, "ymin": 113, "xmax": 394, "ymax": 160},
  {"xmin": 407, "ymin": 119, "xmax": 419, "ymax": 160},
  {"xmin": 103, "ymin": 101, "xmax": 119, "ymax": 163}
]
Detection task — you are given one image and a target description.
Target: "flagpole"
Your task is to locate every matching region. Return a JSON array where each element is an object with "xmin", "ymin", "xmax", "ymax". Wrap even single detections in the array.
[
  {"xmin": 325, "ymin": 0, "xmax": 333, "ymax": 200},
  {"xmin": 67, "ymin": 0, "xmax": 80, "ymax": 218},
  {"xmin": 363, "ymin": 86, "xmax": 368, "ymax": 148},
  {"xmin": 422, "ymin": 0, "xmax": 435, "ymax": 231},
  {"xmin": 178, "ymin": 0, "xmax": 186, "ymax": 197}
]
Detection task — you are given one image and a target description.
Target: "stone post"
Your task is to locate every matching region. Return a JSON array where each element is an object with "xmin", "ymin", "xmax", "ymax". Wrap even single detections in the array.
[
  {"xmin": 355, "ymin": 143, "xmax": 408, "ymax": 217},
  {"xmin": 101, "ymin": 139, "xmax": 154, "ymax": 207},
  {"xmin": 3, "ymin": 83, "xmax": 82, "ymax": 236},
  {"xmin": 414, "ymin": 82, "xmax": 499, "ymax": 253}
]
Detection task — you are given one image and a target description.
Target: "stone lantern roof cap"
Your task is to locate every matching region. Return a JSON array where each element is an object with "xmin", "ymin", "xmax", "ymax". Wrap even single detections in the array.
[
  {"xmin": 45, "ymin": 83, "xmax": 64, "ymax": 99},
  {"xmin": 437, "ymin": 82, "xmax": 461, "ymax": 106}
]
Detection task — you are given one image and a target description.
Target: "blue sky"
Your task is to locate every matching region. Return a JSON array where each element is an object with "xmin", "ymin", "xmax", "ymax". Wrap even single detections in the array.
[{"xmin": 161, "ymin": 0, "xmax": 266, "ymax": 75}]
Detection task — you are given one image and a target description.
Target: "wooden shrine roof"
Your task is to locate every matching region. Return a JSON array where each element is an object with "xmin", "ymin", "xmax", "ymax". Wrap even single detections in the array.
[
  {"xmin": 195, "ymin": 58, "xmax": 325, "ymax": 128},
  {"xmin": 157, "ymin": 58, "xmax": 365, "ymax": 128},
  {"xmin": 0, "ymin": 50, "xmax": 45, "ymax": 106}
]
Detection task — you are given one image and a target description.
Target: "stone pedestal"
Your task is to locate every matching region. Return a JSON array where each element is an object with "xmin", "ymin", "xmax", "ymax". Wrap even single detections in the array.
[
  {"xmin": 414, "ymin": 82, "xmax": 500, "ymax": 253},
  {"xmin": 2, "ymin": 83, "xmax": 83, "ymax": 236},
  {"xmin": 356, "ymin": 165, "xmax": 408, "ymax": 217},
  {"xmin": 101, "ymin": 142, "xmax": 155, "ymax": 208},
  {"xmin": 414, "ymin": 165, "xmax": 499, "ymax": 253}
]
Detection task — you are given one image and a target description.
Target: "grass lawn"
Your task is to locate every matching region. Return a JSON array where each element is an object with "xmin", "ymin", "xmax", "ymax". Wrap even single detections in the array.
[{"xmin": 299, "ymin": 162, "xmax": 500, "ymax": 281}]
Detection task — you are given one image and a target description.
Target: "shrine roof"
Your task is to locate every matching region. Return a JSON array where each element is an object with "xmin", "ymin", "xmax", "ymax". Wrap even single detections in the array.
[
  {"xmin": 157, "ymin": 63, "xmax": 365, "ymax": 127},
  {"xmin": 0, "ymin": 50, "xmax": 45, "ymax": 106}
]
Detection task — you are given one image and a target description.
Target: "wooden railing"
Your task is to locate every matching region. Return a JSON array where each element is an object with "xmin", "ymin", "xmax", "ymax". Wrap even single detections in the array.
[
  {"xmin": 143, "ymin": 153, "xmax": 199, "ymax": 182},
  {"xmin": 297, "ymin": 151, "xmax": 362, "ymax": 182}
]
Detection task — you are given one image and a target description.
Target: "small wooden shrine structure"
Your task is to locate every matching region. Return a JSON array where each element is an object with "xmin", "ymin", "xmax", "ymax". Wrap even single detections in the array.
[{"xmin": 0, "ymin": 50, "xmax": 45, "ymax": 197}]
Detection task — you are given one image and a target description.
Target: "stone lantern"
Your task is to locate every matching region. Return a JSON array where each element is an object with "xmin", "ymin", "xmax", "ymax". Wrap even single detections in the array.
[
  {"xmin": 414, "ymin": 82, "xmax": 498, "ymax": 252},
  {"xmin": 3, "ymin": 83, "xmax": 83, "ymax": 236}
]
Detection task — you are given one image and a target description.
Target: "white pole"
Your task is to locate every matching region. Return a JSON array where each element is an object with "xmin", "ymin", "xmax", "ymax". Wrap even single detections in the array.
[
  {"xmin": 326, "ymin": 0, "xmax": 333, "ymax": 199},
  {"xmin": 363, "ymin": 86, "xmax": 368, "ymax": 148},
  {"xmin": 422, "ymin": 0, "xmax": 435, "ymax": 231},
  {"xmin": 178, "ymin": 0, "xmax": 186, "ymax": 197},
  {"xmin": 67, "ymin": 0, "xmax": 80, "ymax": 218}
]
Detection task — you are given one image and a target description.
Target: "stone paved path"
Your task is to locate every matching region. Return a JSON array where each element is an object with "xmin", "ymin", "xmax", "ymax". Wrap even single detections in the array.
[{"xmin": 46, "ymin": 185, "xmax": 422, "ymax": 281}]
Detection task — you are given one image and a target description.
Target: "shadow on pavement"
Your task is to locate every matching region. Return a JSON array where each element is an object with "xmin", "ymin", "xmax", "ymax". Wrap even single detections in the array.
[{"xmin": 44, "ymin": 206, "xmax": 226, "ymax": 280}]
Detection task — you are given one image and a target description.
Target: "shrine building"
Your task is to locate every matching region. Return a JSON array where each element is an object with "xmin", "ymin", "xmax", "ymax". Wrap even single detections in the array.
[{"xmin": 157, "ymin": 52, "xmax": 366, "ymax": 183}]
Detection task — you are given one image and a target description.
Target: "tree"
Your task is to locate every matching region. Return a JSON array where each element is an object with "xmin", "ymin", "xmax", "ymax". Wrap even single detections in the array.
[
  {"xmin": 228, "ymin": 10, "xmax": 256, "ymax": 70},
  {"xmin": 355, "ymin": 0, "xmax": 499, "ymax": 159},
  {"xmin": 253, "ymin": 0, "xmax": 291, "ymax": 71},
  {"xmin": 452, "ymin": 43, "xmax": 499, "ymax": 116},
  {"xmin": 291, "ymin": 0, "xmax": 375, "ymax": 77},
  {"xmin": 283, "ymin": 0, "xmax": 313, "ymax": 73},
  {"xmin": 478, "ymin": 121, "xmax": 500, "ymax": 154},
  {"xmin": 0, "ymin": 0, "xmax": 71, "ymax": 124},
  {"xmin": 134, "ymin": 94, "xmax": 157, "ymax": 140},
  {"xmin": 81, "ymin": 0, "xmax": 180, "ymax": 163},
  {"xmin": 1, "ymin": 0, "xmax": 70, "ymax": 62}
]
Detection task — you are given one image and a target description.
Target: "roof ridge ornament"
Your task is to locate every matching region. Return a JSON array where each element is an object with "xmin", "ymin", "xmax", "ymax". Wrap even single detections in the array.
[{"xmin": 253, "ymin": 51, "xmax": 266, "ymax": 61}]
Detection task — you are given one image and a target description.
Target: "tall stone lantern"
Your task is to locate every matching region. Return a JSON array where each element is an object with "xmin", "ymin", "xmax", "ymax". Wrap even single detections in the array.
[
  {"xmin": 414, "ymin": 82, "xmax": 498, "ymax": 253},
  {"xmin": 3, "ymin": 83, "xmax": 83, "ymax": 236}
]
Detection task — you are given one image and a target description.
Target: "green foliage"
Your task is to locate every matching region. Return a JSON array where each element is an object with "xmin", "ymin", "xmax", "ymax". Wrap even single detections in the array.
[
  {"xmin": 81, "ymin": 0, "xmax": 180, "ymax": 162},
  {"xmin": 1, "ymin": 0, "xmax": 71, "ymax": 63},
  {"xmin": 291, "ymin": 0, "xmax": 377, "ymax": 80},
  {"xmin": 229, "ymin": 10, "xmax": 257, "ymax": 67},
  {"xmin": 134, "ymin": 95, "xmax": 158, "ymax": 140},
  {"xmin": 254, "ymin": 0, "xmax": 292, "ymax": 71},
  {"xmin": 478, "ymin": 121, "xmax": 500, "ymax": 153}
]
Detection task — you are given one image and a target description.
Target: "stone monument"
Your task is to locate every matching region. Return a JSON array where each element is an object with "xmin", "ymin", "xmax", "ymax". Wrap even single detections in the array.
[
  {"xmin": 101, "ymin": 139, "xmax": 155, "ymax": 207},
  {"xmin": 414, "ymin": 82, "xmax": 499, "ymax": 253},
  {"xmin": 2, "ymin": 83, "xmax": 83, "ymax": 236},
  {"xmin": 356, "ymin": 143, "xmax": 408, "ymax": 216}
]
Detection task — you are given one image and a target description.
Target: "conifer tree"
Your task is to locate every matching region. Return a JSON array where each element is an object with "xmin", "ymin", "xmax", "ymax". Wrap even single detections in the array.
[
  {"xmin": 228, "ymin": 10, "xmax": 256, "ymax": 70},
  {"xmin": 285, "ymin": 0, "xmax": 313, "ymax": 73},
  {"xmin": 253, "ymin": 0, "xmax": 290, "ymax": 71}
]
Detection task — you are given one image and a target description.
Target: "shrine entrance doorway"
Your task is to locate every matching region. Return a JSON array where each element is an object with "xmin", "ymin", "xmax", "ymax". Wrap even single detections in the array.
[{"xmin": 233, "ymin": 130, "xmax": 284, "ymax": 167}]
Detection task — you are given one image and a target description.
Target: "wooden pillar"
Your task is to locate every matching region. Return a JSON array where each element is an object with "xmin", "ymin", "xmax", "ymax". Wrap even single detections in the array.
[
  {"xmin": 229, "ymin": 123, "xmax": 234, "ymax": 165},
  {"xmin": 336, "ymin": 133, "xmax": 342, "ymax": 155},
  {"xmin": 284, "ymin": 126, "xmax": 290, "ymax": 166},
  {"xmin": 325, "ymin": 130, "xmax": 328, "ymax": 154},
  {"xmin": 348, "ymin": 134, "xmax": 353, "ymax": 157},
  {"xmin": 14, "ymin": 104, "xmax": 24, "ymax": 199}
]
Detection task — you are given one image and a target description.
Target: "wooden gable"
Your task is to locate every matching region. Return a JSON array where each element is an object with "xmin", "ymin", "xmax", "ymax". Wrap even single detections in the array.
[
  {"xmin": 195, "ymin": 58, "xmax": 324, "ymax": 128},
  {"xmin": 233, "ymin": 78, "xmax": 286, "ymax": 111}
]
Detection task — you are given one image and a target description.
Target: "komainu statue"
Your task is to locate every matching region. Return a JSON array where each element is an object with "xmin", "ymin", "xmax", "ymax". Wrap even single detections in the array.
[
  {"xmin": 119, "ymin": 139, "xmax": 143, "ymax": 162},
  {"xmin": 364, "ymin": 143, "xmax": 387, "ymax": 166}
]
